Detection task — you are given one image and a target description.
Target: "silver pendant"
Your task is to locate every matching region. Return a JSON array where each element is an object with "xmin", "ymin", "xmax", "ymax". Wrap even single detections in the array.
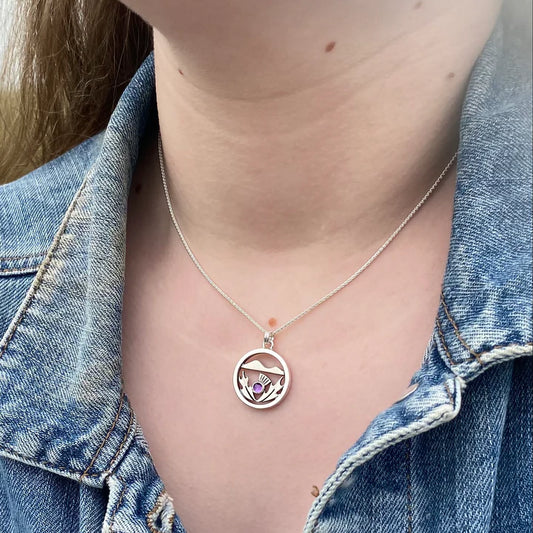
[{"xmin": 233, "ymin": 333, "xmax": 290, "ymax": 409}]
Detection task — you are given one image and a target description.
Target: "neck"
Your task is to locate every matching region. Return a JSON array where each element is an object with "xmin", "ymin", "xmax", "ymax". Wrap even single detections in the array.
[{"xmin": 153, "ymin": 0, "xmax": 501, "ymax": 256}]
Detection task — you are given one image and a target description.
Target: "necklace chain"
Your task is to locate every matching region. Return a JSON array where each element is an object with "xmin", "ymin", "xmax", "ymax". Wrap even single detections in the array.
[{"xmin": 157, "ymin": 130, "xmax": 457, "ymax": 344}]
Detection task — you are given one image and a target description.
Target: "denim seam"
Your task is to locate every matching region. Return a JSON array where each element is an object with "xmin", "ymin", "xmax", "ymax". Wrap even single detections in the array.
[
  {"xmin": 443, "ymin": 382, "xmax": 453, "ymax": 403},
  {"xmin": 0, "ymin": 376, "xmax": 134, "ymax": 481},
  {"xmin": 0, "ymin": 252, "xmax": 48, "ymax": 260},
  {"xmin": 440, "ymin": 292, "xmax": 484, "ymax": 365},
  {"xmin": 0, "ymin": 267, "xmax": 40, "ymax": 275},
  {"xmin": 480, "ymin": 341, "xmax": 533, "ymax": 357},
  {"xmin": 0, "ymin": 443, "xmax": 97, "ymax": 478},
  {"xmin": 147, "ymin": 489, "xmax": 174, "ymax": 533},
  {"xmin": 81, "ymin": 391, "xmax": 125, "ymax": 481},
  {"xmin": 438, "ymin": 318, "xmax": 532, "ymax": 383},
  {"xmin": 463, "ymin": 343, "xmax": 533, "ymax": 384},
  {"xmin": 106, "ymin": 407, "xmax": 136, "ymax": 476},
  {"xmin": 437, "ymin": 296, "xmax": 533, "ymax": 372},
  {"xmin": 0, "ymin": 173, "xmax": 89, "ymax": 361},
  {"xmin": 303, "ymin": 381, "xmax": 459, "ymax": 533},
  {"xmin": 108, "ymin": 475, "xmax": 128, "ymax": 533},
  {"xmin": 440, "ymin": 292, "xmax": 533, "ymax": 360},
  {"xmin": 436, "ymin": 316, "xmax": 457, "ymax": 366}
]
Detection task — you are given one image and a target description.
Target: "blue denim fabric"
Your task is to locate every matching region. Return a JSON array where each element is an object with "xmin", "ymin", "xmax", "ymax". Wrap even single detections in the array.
[{"xmin": 0, "ymin": 2, "xmax": 531, "ymax": 532}]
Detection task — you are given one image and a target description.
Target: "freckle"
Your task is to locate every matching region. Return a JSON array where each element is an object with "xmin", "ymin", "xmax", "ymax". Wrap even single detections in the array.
[
  {"xmin": 325, "ymin": 41, "xmax": 336, "ymax": 53},
  {"xmin": 414, "ymin": 1, "xmax": 423, "ymax": 8},
  {"xmin": 134, "ymin": 183, "xmax": 143, "ymax": 194},
  {"xmin": 311, "ymin": 485, "xmax": 320, "ymax": 497},
  {"xmin": 178, "ymin": 68, "xmax": 184, "ymax": 76},
  {"xmin": 447, "ymin": 72, "xmax": 456, "ymax": 79},
  {"xmin": 268, "ymin": 317, "xmax": 277, "ymax": 328}
]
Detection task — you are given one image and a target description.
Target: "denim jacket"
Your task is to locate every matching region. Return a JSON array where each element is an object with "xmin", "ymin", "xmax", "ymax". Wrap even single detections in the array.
[{"xmin": 0, "ymin": 3, "xmax": 531, "ymax": 532}]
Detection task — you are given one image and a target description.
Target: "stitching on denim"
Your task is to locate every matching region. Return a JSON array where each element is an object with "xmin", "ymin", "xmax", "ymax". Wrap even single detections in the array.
[
  {"xmin": 108, "ymin": 476, "xmax": 128, "ymax": 533},
  {"xmin": 461, "ymin": 343, "xmax": 533, "ymax": 384},
  {"xmin": 443, "ymin": 381, "xmax": 453, "ymax": 404},
  {"xmin": 304, "ymin": 405, "xmax": 456, "ymax": 532},
  {"xmin": 0, "ymin": 267, "xmax": 40, "ymax": 274},
  {"xmin": 0, "ymin": 174, "xmax": 89, "ymax": 361},
  {"xmin": 438, "ymin": 313, "xmax": 532, "ymax": 370},
  {"xmin": 81, "ymin": 391, "xmax": 125, "ymax": 480},
  {"xmin": 106, "ymin": 407, "xmax": 135, "ymax": 474},
  {"xmin": 0, "ymin": 443, "xmax": 99, "ymax": 477},
  {"xmin": 486, "ymin": 341, "xmax": 533, "ymax": 351},
  {"xmin": 406, "ymin": 439, "xmax": 413, "ymax": 533},
  {"xmin": 440, "ymin": 292, "xmax": 483, "ymax": 365},
  {"xmin": 146, "ymin": 489, "xmax": 171, "ymax": 533},
  {"xmin": 0, "ymin": 251, "xmax": 48, "ymax": 261},
  {"xmin": 439, "ymin": 292, "xmax": 533, "ymax": 363},
  {"xmin": 436, "ymin": 317, "xmax": 459, "ymax": 366}
]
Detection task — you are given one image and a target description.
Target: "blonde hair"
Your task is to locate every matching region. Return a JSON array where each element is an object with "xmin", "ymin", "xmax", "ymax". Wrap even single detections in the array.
[{"xmin": 0, "ymin": 0, "xmax": 152, "ymax": 184}]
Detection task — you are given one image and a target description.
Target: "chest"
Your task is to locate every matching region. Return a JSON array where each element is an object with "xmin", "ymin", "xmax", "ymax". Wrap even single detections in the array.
[
  {"xmin": 120, "ymin": 266, "xmax": 444, "ymax": 532},
  {"xmin": 121, "ymin": 342, "xmax": 425, "ymax": 533}
]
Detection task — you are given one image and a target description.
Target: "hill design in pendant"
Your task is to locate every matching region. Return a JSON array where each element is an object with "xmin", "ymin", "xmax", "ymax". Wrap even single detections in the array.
[{"xmin": 241, "ymin": 359, "xmax": 284, "ymax": 375}]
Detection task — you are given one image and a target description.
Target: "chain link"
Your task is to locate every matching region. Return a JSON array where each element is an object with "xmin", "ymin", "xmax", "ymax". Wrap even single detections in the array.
[{"xmin": 158, "ymin": 130, "xmax": 457, "ymax": 342}]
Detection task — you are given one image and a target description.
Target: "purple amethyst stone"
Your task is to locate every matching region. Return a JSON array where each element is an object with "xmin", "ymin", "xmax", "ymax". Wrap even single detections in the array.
[{"xmin": 252, "ymin": 382, "xmax": 264, "ymax": 393}]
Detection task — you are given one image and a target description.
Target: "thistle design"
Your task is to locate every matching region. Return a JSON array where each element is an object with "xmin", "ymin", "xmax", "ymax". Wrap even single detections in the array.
[{"xmin": 238, "ymin": 370, "xmax": 285, "ymax": 404}]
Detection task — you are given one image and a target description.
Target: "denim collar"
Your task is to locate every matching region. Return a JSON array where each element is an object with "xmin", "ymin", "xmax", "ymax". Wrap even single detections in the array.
[{"xmin": 0, "ymin": 5, "xmax": 531, "ymax": 488}]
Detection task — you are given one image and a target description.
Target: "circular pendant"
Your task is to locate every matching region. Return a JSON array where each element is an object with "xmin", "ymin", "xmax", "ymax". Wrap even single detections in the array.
[{"xmin": 233, "ymin": 348, "xmax": 291, "ymax": 409}]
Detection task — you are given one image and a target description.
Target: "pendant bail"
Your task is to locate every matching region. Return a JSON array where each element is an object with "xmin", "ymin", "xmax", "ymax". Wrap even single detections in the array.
[{"xmin": 263, "ymin": 331, "xmax": 275, "ymax": 349}]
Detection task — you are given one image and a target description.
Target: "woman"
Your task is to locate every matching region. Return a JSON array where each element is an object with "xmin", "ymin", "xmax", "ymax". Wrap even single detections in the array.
[{"xmin": 0, "ymin": 1, "xmax": 531, "ymax": 532}]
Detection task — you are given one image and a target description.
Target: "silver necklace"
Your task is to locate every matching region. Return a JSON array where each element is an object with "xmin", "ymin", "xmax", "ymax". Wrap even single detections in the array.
[{"xmin": 157, "ymin": 130, "xmax": 457, "ymax": 410}]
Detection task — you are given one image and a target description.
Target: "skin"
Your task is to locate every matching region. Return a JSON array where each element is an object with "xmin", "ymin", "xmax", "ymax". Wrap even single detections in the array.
[{"xmin": 119, "ymin": 1, "xmax": 502, "ymax": 531}]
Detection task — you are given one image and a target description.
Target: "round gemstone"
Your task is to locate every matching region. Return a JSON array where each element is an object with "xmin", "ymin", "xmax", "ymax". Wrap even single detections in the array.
[{"xmin": 252, "ymin": 382, "xmax": 264, "ymax": 393}]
